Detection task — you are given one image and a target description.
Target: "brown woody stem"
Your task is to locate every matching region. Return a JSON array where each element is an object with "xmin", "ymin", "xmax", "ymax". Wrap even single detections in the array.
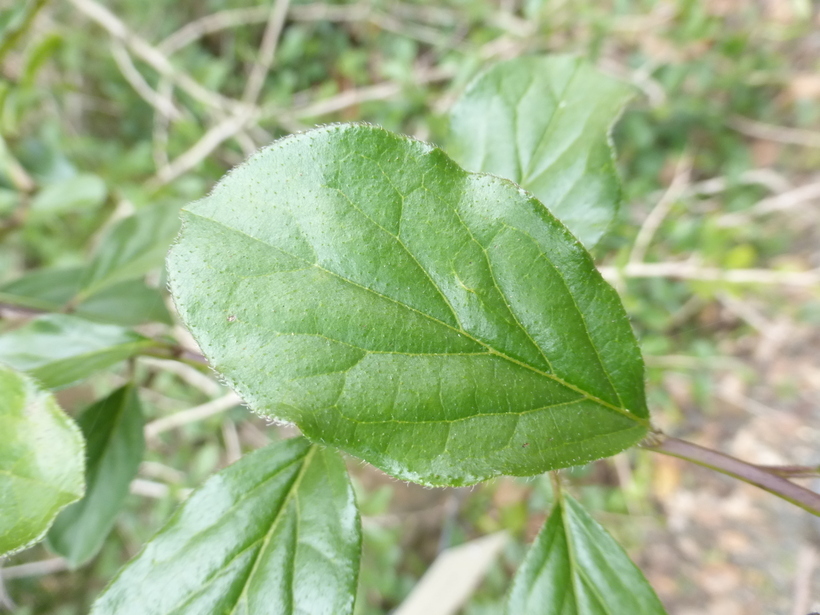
[{"xmin": 642, "ymin": 432, "xmax": 820, "ymax": 517}]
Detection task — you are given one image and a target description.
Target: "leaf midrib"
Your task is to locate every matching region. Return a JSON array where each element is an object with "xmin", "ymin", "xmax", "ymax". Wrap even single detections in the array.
[
  {"xmin": 228, "ymin": 444, "xmax": 317, "ymax": 614},
  {"xmin": 182, "ymin": 211, "xmax": 649, "ymax": 429},
  {"xmin": 152, "ymin": 447, "xmax": 312, "ymax": 615}
]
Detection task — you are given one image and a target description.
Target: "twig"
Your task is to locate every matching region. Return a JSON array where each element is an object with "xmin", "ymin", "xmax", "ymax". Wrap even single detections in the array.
[
  {"xmin": 716, "ymin": 292, "xmax": 770, "ymax": 332},
  {"xmin": 0, "ymin": 558, "xmax": 68, "ymax": 580},
  {"xmin": 110, "ymin": 40, "xmax": 181, "ymax": 120},
  {"xmin": 730, "ymin": 115, "xmax": 820, "ymax": 149},
  {"xmin": 160, "ymin": 6, "xmax": 272, "ymax": 54},
  {"xmin": 759, "ymin": 465, "xmax": 820, "ymax": 479},
  {"xmin": 139, "ymin": 356, "xmax": 221, "ymax": 397},
  {"xmin": 151, "ymin": 78, "xmax": 174, "ymax": 169},
  {"xmin": 144, "ymin": 392, "xmax": 242, "ymax": 439},
  {"xmin": 0, "ymin": 138, "xmax": 36, "ymax": 193},
  {"xmin": 149, "ymin": 112, "xmax": 257, "ymax": 188},
  {"xmin": 717, "ymin": 179, "xmax": 820, "ymax": 227},
  {"xmin": 643, "ymin": 354, "xmax": 748, "ymax": 371},
  {"xmin": 642, "ymin": 433, "xmax": 820, "ymax": 517},
  {"xmin": 369, "ymin": 12, "xmax": 457, "ymax": 47},
  {"xmin": 792, "ymin": 546, "xmax": 817, "ymax": 615},
  {"xmin": 241, "ymin": 0, "xmax": 291, "ymax": 106},
  {"xmin": 629, "ymin": 153, "xmax": 692, "ymax": 265},
  {"xmin": 279, "ymin": 65, "xmax": 454, "ymax": 121},
  {"xmin": 599, "ymin": 262, "xmax": 820, "ymax": 287},
  {"xmin": 159, "ymin": 3, "xmax": 454, "ymax": 57},
  {"xmin": 139, "ymin": 460, "xmax": 185, "ymax": 483},
  {"xmin": 68, "ymin": 0, "xmax": 237, "ymax": 113},
  {"xmin": 130, "ymin": 478, "xmax": 169, "ymax": 498},
  {"xmin": 683, "ymin": 168, "xmax": 791, "ymax": 198},
  {"xmin": 222, "ymin": 419, "xmax": 243, "ymax": 464},
  {"xmin": 0, "ymin": 574, "xmax": 14, "ymax": 611}
]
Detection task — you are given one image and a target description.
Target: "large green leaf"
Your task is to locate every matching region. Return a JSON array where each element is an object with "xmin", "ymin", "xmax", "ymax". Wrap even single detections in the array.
[
  {"xmin": 168, "ymin": 124, "xmax": 649, "ymax": 487},
  {"xmin": 91, "ymin": 438, "xmax": 361, "ymax": 615},
  {"xmin": 47, "ymin": 385, "xmax": 144, "ymax": 567},
  {"xmin": 0, "ymin": 364, "xmax": 85, "ymax": 556},
  {"xmin": 0, "ymin": 314, "xmax": 157, "ymax": 388},
  {"xmin": 0, "ymin": 269, "xmax": 171, "ymax": 326},
  {"xmin": 507, "ymin": 494, "xmax": 667, "ymax": 614},
  {"xmin": 78, "ymin": 203, "xmax": 181, "ymax": 299},
  {"xmin": 448, "ymin": 55, "xmax": 634, "ymax": 248}
]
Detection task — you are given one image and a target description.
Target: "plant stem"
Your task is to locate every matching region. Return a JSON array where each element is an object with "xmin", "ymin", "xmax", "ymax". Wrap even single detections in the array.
[{"xmin": 642, "ymin": 432, "xmax": 820, "ymax": 517}]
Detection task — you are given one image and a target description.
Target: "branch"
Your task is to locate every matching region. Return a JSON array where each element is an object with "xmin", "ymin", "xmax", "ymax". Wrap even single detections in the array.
[
  {"xmin": 599, "ymin": 262, "xmax": 820, "ymax": 287},
  {"xmin": 241, "ymin": 0, "xmax": 291, "ymax": 106},
  {"xmin": 0, "ymin": 558, "xmax": 68, "ymax": 580},
  {"xmin": 68, "ymin": 0, "xmax": 237, "ymax": 113},
  {"xmin": 278, "ymin": 64, "xmax": 454, "ymax": 122},
  {"xmin": 629, "ymin": 153, "xmax": 691, "ymax": 265},
  {"xmin": 110, "ymin": 40, "xmax": 182, "ymax": 120},
  {"xmin": 642, "ymin": 433, "xmax": 820, "ymax": 517},
  {"xmin": 729, "ymin": 115, "xmax": 820, "ymax": 149},
  {"xmin": 148, "ymin": 112, "xmax": 257, "ymax": 188},
  {"xmin": 144, "ymin": 392, "xmax": 242, "ymax": 439},
  {"xmin": 717, "ymin": 179, "xmax": 820, "ymax": 227}
]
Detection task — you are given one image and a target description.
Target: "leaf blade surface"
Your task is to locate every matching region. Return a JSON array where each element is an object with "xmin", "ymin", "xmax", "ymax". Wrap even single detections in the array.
[
  {"xmin": 90, "ymin": 438, "xmax": 361, "ymax": 615},
  {"xmin": 168, "ymin": 124, "xmax": 648, "ymax": 486},
  {"xmin": 506, "ymin": 494, "xmax": 667, "ymax": 614},
  {"xmin": 448, "ymin": 55, "xmax": 634, "ymax": 247}
]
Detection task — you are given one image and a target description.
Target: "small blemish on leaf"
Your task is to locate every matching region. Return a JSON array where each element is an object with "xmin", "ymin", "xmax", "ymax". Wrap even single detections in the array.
[{"xmin": 227, "ymin": 314, "xmax": 237, "ymax": 322}]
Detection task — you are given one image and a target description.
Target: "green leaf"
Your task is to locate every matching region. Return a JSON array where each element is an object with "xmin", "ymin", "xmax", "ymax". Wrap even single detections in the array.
[
  {"xmin": 0, "ymin": 363, "xmax": 85, "ymax": 557},
  {"xmin": 168, "ymin": 124, "xmax": 649, "ymax": 487},
  {"xmin": 507, "ymin": 494, "xmax": 667, "ymax": 614},
  {"xmin": 79, "ymin": 203, "xmax": 181, "ymax": 299},
  {"xmin": 47, "ymin": 385, "xmax": 144, "ymax": 567},
  {"xmin": 29, "ymin": 173, "xmax": 107, "ymax": 218},
  {"xmin": 0, "ymin": 269, "xmax": 171, "ymax": 326},
  {"xmin": 448, "ymin": 55, "xmax": 634, "ymax": 248},
  {"xmin": 0, "ymin": 266, "xmax": 83, "ymax": 311},
  {"xmin": 0, "ymin": 314, "xmax": 157, "ymax": 388},
  {"xmin": 91, "ymin": 438, "xmax": 361, "ymax": 615},
  {"xmin": 75, "ymin": 279, "xmax": 172, "ymax": 326}
]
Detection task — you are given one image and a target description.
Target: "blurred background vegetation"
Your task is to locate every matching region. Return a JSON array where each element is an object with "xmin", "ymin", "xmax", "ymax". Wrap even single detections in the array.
[{"xmin": 1, "ymin": 0, "xmax": 819, "ymax": 613}]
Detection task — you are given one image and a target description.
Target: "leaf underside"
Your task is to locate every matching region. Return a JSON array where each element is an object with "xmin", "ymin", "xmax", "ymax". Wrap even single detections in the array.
[
  {"xmin": 168, "ymin": 124, "xmax": 649, "ymax": 487},
  {"xmin": 507, "ymin": 495, "xmax": 667, "ymax": 614},
  {"xmin": 448, "ymin": 55, "xmax": 634, "ymax": 248},
  {"xmin": 91, "ymin": 438, "xmax": 361, "ymax": 615}
]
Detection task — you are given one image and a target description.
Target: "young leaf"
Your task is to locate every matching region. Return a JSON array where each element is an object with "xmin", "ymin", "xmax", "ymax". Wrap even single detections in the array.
[
  {"xmin": 448, "ymin": 55, "xmax": 634, "ymax": 248},
  {"xmin": 78, "ymin": 203, "xmax": 181, "ymax": 299},
  {"xmin": 0, "ymin": 314, "xmax": 157, "ymax": 388},
  {"xmin": 47, "ymin": 384, "xmax": 144, "ymax": 567},
  {"xmin": 507, "ymin": 494, "xmax": 667, "ymax": 614},
  {"xmin": 91, "ymin": 438, "xmax": 361, "ymax": 615},
  {"xmin": 168, "ymin": 124, "xmax": 649, "ymax": 487},
  {"xmin": 0, "ymin": 364, "xmax": 84, "ymax": 557}
]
